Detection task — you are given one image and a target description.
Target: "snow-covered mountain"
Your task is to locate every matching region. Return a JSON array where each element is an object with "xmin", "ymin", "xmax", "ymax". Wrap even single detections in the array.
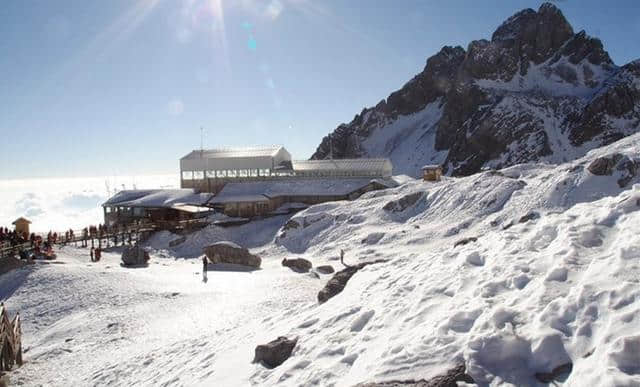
[
  {"xmin": 4, "ymin": 135, "xmax": 639, "ymax": 386},
  {"xmin": 312, "ymin": 3, "xmax": 640, "ymax": 177}
]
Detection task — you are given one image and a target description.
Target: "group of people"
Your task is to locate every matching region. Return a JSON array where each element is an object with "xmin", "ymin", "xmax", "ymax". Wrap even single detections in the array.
[{"xmin": 0, "ymin": 227, "xmax": 28, "ymax": 248}]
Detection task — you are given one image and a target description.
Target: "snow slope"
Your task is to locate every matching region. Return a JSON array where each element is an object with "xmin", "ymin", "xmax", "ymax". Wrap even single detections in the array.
[
  {"xmin": 252, "ymin": 134, "xmax": 640, "ymax": 386},
  {"xmin": 1, "ymin": 134, "xmax": 639, "ymax": 386}
]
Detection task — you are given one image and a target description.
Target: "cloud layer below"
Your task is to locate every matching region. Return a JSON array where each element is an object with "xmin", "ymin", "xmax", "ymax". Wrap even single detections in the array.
[{"xmin": 1, "ymin": 175, "xmax": 177, "ymax": 233}]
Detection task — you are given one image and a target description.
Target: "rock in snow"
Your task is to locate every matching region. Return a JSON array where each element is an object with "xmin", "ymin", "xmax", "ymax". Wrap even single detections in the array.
[
  {"xmin": 356, "ymin": 363, "xmax": 475, "ymax": 387},
  {"xmin": 312, "ymin": 3, "xmax": 640, "ymax": 178},
  {"xmin": 203, "ymin": 241, "xmax": 261, "ymax": 268},
  {"xmin": 281, "ymin": 258, "xmax": 312, "ymax": 273},
  {"xmin": 315, "ymin": 265, "xmax": 335, "ymax": 274},
  {"xmin": 253, "ymin": 336, "xmax": 298, "ymax": 368},
  {"xmin": 318, "ymin": 260, "xmax": 388, "ymax": 304}
]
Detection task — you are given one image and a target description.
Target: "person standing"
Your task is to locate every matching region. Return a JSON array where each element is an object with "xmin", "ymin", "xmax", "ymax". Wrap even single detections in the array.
[{"xmin": 202, "ymin": 255, "xmax": 208, "ymax": 282}]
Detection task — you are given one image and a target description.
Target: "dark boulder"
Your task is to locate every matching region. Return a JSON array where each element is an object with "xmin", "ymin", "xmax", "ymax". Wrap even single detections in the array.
[
  {"xmin": 453, "ymin": 237, "xmax": 478, "ymax": 248},
  {"xmin": 204, "ymin": 242, "xmax": 261, "ymax": 268},
  {"xmin": 282, "ymin": 258, "xmax": 313, "ymax": 273},
  {"xmin": 356, "ymin": 363, "xmax": 475, "ymax": 387},
  {"xmin": 316, "ymin": 265, "xmax": 335, "ymax": 274},
  {"xmin": 587, "ymin": 153, "xmax": 639, "ymax": 187},
  {"xmin": 253, "ymin": 336, "xmax": 298, "ymax": 368},
  {"xmin": 318, "ymin": 260, "xmax": 387, "ymax": 304},
  {"xmin": 519, "ymin": 211, "xmax": 540, "ymax": 223}
]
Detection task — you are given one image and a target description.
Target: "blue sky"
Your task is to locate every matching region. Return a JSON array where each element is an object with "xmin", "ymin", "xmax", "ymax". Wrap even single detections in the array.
[{"xmin": 1, "ymin": 0, "xmax": 639, "ymax": 179}]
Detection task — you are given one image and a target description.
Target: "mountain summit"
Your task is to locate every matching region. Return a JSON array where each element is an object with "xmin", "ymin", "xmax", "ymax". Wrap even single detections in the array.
[{"xmin": 312, "ymin": 3, "xmax": 640, "ymax": 176}]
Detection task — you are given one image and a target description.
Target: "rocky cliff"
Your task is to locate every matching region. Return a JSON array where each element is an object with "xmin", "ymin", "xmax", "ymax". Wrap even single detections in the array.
[{"xmin": 311, "ymin": 3, "xmax": 640, "ymax": 176}]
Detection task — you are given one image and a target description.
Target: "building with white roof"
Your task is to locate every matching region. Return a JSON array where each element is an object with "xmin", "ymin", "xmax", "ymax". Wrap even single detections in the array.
[
  {"xmin": 180, "ymin": 146, "xmax": 393, "ymax": 193},
  {"xmin": 103, "ymin": 146, "xmax": 395, "ymax": 225}
]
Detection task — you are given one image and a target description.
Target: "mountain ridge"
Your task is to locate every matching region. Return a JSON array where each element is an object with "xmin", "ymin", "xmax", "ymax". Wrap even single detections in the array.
[{"xmin": 311, "ymin": 3, "xmax": 640, "ymax": 177}]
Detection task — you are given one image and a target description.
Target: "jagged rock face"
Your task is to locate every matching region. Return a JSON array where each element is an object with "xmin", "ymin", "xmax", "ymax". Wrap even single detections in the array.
[{"xmin": 312, "ymin": 3, "xmax": 640, "ymax": 177}]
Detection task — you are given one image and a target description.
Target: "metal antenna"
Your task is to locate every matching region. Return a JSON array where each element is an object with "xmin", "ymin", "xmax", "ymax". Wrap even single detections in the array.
[{"xmin": 200, "ymin": 126, "xmax": 204, "ymax": 158}]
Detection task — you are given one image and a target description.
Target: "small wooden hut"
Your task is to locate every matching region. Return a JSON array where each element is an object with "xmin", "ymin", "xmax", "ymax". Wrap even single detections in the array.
[
  {"xmin": 11, "ymin": 218, "xmax": 31, "ymax": 236},
  {"xmin": 422, "ymin": 165, "xmax": 443, "ymax": 182}
]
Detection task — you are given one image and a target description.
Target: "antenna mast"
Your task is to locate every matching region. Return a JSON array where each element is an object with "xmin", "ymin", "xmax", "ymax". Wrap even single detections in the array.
[{"xmin": 200, "ymin": 126, "xmax": 204, "ymax": 158}]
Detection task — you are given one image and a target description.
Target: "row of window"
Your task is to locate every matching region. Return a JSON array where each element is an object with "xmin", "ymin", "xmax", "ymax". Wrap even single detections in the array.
[
  {"xmin": 182, "ymin": 169, "xmax": 282, "ymax": 180},
  {"xmin": 181, "ymin": 169, "xmax": 383, "ymax": 180}
]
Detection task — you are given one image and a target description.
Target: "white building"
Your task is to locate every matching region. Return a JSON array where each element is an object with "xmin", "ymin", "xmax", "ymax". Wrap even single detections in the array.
[{"xmin": 180, "ymin": 145, "xmax": 393, "ymax": 193}]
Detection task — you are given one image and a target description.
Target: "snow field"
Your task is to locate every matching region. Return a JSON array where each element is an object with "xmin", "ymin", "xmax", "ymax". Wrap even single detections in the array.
[{"xmin": 1, "ymin": 133, "xmax": 639, "ymax": 386}]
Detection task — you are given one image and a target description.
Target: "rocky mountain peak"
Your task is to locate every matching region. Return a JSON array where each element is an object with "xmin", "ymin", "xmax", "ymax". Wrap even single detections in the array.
[{"xmin": 312, "ymin": 4, "xmax": 640, "ymax": 178}]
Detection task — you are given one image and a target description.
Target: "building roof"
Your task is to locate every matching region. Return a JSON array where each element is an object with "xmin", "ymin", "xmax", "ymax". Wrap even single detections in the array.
[
  {"xmin": 211, "ymin": 178, "xmax": 396, "ymax": 200},
  {"xmin": 210, "ymin": 194, "xmax": 270, "ymax": 204},
  {"xmin": 12, "ymin": 217, "xmax": 31, "ymax": 225},
  {"xmin": 181, "ymin": 146, "xmax": 285, "ymax": 160},
  {"xmin": 103, "ymin": 189, "xmax": 213, "ymax": 209},
  {"xmin": 292, "ymin": 158, "xmax": 392, "ymax": 172},
  {"xmin": 422, "ymin": 164, "xmax": 442, "ymax": 170}
]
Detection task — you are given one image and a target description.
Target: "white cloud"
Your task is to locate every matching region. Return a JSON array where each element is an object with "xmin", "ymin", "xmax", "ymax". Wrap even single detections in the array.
[{"xmin": 0, "ymin": 175, "xmax": 177, "ymax": 233}]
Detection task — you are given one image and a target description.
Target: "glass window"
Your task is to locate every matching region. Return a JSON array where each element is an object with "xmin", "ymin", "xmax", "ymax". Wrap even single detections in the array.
[
  {"xmin": 193, "ymin": 171, "xmax": 204, "ymax": 180},
  {"xmin": 216, "ymin": 170, "xmax": 226, "ymax": 178},
  {"xmin": 182, "ymin": 171, "xmax": 193, "ymax": 180},
  {"xmin": 239, "ymin": 169, "xmax": 248, "ymax": 177},
  {"xmin": 227, "ymin": 170, "xmax": 237, "ymax": 178},
  {"xmin": 206, "ymin": 170, "xmax": 216, "ymax": 178}
]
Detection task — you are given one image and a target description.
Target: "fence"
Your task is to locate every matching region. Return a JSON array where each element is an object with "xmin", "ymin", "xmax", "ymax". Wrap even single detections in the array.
[{"xmin": 0, "ymin": 304, "xmax": 21, "ymax": 371}]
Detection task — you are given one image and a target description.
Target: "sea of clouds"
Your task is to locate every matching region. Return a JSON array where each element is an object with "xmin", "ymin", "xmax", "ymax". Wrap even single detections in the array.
[{"xmin": 0, "ymin": 175, "xmax": 178, "ymax": 233}]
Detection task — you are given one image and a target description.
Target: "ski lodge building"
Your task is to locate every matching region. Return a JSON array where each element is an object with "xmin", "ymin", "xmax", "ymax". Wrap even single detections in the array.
[{"xmin": 103, "ymin": 146, "xmax": 394, "ymax": 225}]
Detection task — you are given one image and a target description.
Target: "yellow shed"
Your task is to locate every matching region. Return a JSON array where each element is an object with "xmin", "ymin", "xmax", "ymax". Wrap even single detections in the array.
[
  {"xmin": 12, "ymin": 217, "xmax": 31, "ymax": 236},
  {"xmin": 422, "ymin": 165, "xmax": 443, "ymax": 182}
]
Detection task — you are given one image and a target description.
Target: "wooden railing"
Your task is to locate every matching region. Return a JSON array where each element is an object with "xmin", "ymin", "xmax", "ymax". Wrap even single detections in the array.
[
  {"xmin": 0, "ymin": 223, "xmax": 157, "ymax": 259},
  {"xmin": 0, "ymin": 304, "xmax": 21, "ymax": 371}
]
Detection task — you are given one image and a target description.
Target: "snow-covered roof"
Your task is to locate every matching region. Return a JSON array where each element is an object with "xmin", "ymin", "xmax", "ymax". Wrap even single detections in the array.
[
  {"xmin": 181, "ymin": 146, "xmax": 285, "ymax": 160},
  {"xmin": 422, "ymin": 164, "xmax": 442, "ymax": 170},
  {"xmin": 212, "ymin": 178, "xmax": 395, "ymax": 201},
  {"xmin": 292, "ymin": 159, "xmax": 392, "ymax": 172},
  {"xmin": 210, "ymin": 195, "xmax": 270, "ymax": 204},
  {"xmin": 103, "ymin": 189, "xmax": 213, "ymax": 209}
]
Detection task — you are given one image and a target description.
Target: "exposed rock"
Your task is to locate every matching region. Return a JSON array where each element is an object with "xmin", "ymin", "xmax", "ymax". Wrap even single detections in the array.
[
  {"xmin": 587, "ymin": 155, "xmax": 621, "ymax": 175},
  {"xmin": 282, "ymin": 258, "xmax": 312, "ymax": 273},
  {"xmin": 253, "ymin": 336, "xmax": 298, "ymax": 368},
  {"xmin": 356, "ymin": 363, "xmax": 475, "ymax": 387},
  {"xmin": 315, "ymin": 265, "xmax": 335, "ymax": 274},
  {"xmin": 535, "ymin": 362, "xmax": 573, "ymax": 383},
  {"xmin": 383, "ymin": 192, "xmax": 424, "ymax": 213},
  {"xmin": 519, "ymin": 211, "xmax": 540, "ymax": 223},
  {"xmin": 204, "ymin": 241, "xmax": 261, "ymax": 268},
  {"xmin": 587, "ymin": 153, "xmax": 638, "ymax": 187},
  {"xmin": 311, "ymin": 3, "xmax": 640, "ymax": 178},
  {"xmin": 318, "ymin": 259, "xmax": 388, "ymax": 304},
  {"xmin": 169, "ymin": 236, "xmax": 187, "ymax": 247},
  {"xmin": 453, "ymin": 237, "xmax": 478, "ymax": 248},
  {"xmin": 121, "ymin": 245, "xmax": 150, "ymax": 266}
]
